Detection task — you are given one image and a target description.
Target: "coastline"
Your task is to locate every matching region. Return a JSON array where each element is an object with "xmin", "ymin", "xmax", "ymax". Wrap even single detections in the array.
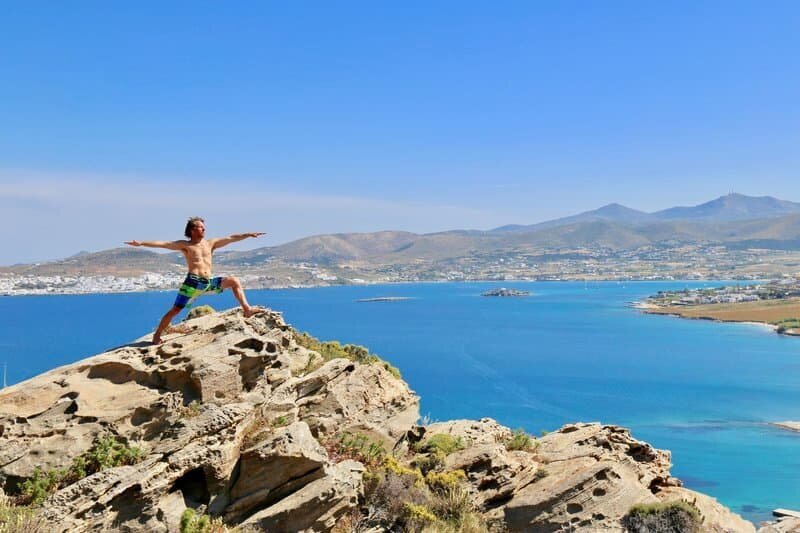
[
  {"xmin": 772, "ymin": 421, "xmax": 800, "ymax": 433},
  {"xmin": 639, "ymin": 298, "xmax": 800, "ymax": 336}
]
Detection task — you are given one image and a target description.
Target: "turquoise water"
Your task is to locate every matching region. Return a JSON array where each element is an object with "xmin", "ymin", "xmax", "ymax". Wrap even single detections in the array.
[{"xmin": 1, "ymin": 281, "xmax": 798, "ymax": 522}]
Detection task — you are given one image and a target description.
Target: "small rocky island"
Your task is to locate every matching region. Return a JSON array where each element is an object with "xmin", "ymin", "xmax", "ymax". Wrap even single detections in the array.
[
  {"xmin": 355, "ymin": 296, "xmax": 413, "ymax": 302},
  {"xmin": 482, "ymin": 287, "xmax": 530, "ymax": 297}
]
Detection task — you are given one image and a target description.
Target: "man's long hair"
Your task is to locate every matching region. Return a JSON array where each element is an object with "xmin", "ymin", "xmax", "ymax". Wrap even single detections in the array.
[{"xmin": 184, "ymin": 217, "xmax": 204, "ymax": 238}]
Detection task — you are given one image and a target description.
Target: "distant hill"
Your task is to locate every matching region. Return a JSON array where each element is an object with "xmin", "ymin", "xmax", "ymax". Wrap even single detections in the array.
[
  {"xmin": 493, "ymin": 194, "xmax": 800, "ymax": 233},
  {"xmin": 652, "ymin": 193, "xmax": 800, "ymax": 221},
  {"xmin": 0, "ymin": 248, "xmax": 184, "ymax": 276},
  {"xmin": 6, "ymin": 194, "xmax": 800, "ymax": 274},
  {"xmin": 492, "ymin": 203, "xmax": 651, "ymax": 233}
]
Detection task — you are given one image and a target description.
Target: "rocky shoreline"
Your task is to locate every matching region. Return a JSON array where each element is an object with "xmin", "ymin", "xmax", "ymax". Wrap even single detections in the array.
[{"xmin": 0, "ymin": 308, "xmax": 788, "ymax": 531}]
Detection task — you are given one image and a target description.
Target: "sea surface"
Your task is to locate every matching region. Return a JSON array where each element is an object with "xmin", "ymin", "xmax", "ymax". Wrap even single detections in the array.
[{"xmin": 2, "ymin": 281, "xmax": 799, "ymax": 523}]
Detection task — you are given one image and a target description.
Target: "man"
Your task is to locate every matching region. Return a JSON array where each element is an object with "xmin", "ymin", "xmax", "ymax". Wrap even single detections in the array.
[{"xmin": 125, "ymin": 217, "xmax": 266, "ymax": 344}]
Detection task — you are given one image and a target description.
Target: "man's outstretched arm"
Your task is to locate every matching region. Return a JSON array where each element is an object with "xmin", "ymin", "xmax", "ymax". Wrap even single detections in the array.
[
  {"xmin": 125, "ymin": 240, "xmax": 187, "ymax": 250},
  {"xmin": 211, "ymin": 232, "xmax": 266, "ymax": 250}
]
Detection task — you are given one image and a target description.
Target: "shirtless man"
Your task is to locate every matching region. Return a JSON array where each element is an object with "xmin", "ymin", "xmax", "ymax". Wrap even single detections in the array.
[{"xmin": 125, "ymin": 217, "xmax": 265, "ymax": 344}]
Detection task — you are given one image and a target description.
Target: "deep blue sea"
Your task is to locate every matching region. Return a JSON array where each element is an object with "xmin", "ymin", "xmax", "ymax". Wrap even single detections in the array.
[{"xmin": 2, "ymin": 281, "xmax": 799, "ymax": 523}]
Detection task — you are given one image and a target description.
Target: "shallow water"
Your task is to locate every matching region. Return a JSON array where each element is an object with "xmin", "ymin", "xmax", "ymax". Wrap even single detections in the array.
[{"xmin": 1, "ymin": 281, "xmax": 798, "ymax": 522}]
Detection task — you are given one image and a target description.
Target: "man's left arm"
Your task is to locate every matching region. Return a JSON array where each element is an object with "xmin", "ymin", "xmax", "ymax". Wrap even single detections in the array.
[{"xmin": 211, "ymin": 232, "xmax": 266, "ymax": 250}]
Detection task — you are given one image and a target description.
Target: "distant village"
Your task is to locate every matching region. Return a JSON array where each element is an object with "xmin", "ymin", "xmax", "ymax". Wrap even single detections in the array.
[
  {"xmin": 3, "ymin": 242, "xmax": 800, "ymax": 296},
  {"xmin": 646, "ymin": 278, "xmax": 800, "ymax": 307}
]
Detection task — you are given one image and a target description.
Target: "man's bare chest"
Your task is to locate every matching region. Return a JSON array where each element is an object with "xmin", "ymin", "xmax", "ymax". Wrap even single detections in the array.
[{"xmin": 183, "ymin": 242, "xmax": 213, "ymax": 264}]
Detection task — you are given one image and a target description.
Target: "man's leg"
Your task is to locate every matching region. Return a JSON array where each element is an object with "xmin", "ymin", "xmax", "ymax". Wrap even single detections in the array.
[
  {"xmin": 153, "ymin": 306, "xmax": 182, "ymax": 344},
  {"xmin": 221, "ymin": 276, "xmax": 262, "ymax": 317}
]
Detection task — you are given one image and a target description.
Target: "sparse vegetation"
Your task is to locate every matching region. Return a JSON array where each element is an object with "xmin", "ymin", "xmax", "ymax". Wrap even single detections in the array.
[
  {"xmin": 240, "ymin": 416, "xmax": 270, "ymax": 450},
  {"xmin": 504, "ymin": 428, "xmax": 534, "ymax": 451},
  {"xmin": 0, "ymin": 493, "xmax": 47, "ymax": 533},
  {"xmin": 411, "ymin": 453, "xmax": 444, "ymax": 475},
  {"xmin": 291, "ymin": 330, "xmax": 401, "ymax": 378},
  {"xmin": 621, "ymin": 501, "xmax": 701, "ymax": 533},
  {"xmin": 19, "ymin": 436, "xmax": 143, "ymax": 505},
  {"xmin": 179, "ymin": 508, "xmax": 233, "ymax": 533},
  {"xmin": 324, "ymin": 432, "xmax": 387, "ymax": 467},
  {"xmin": 271, "ymin": 415, "xmax": 289, "ymax": 428},
  {"xmin": 425, "ymin": 470, "xmax": 467, "ymax": 492},
  {"xmin": 772, "ymin": 318, "xmax": 800, "ymax": 334},
  {"xmin": 179, "ymin": 400, "xmax": 202, "ymax": 418},
  {"xmin": 415, "ymin": 434, "xmax": 465, "ymax": 456},
  {"xmin": 185, "ymin": 305, "xmax": 215, "ymax": 321},
  {"xmin": 354, "ymin": 451, "xmax": 487, "ymax": 532}
]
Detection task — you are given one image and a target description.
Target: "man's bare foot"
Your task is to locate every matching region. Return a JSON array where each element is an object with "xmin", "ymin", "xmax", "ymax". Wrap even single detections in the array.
[
  {"xmin": 243, "ymin": 306, "xmax": 266, "ymax": 318},
  {"xmin": 152, "ymin": 335, "xmax": 163, "ymax": 345}
]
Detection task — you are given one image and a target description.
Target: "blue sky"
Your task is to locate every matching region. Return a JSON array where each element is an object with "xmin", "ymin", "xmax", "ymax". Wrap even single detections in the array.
[{"xmin": 1, "ymin": 2, "xmax": 799, "ymax": 263}]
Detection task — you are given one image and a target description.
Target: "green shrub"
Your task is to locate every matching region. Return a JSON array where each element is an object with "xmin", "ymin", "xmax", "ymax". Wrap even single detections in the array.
[
  {"xmin": 291, "ymin": 330, "xmax": 401, "ymax": 378},
  {"xmin": 271, "ymin": 415, "xmax": 289, "ymax": 428},
  {"xmin": 20, "ymin": 468, "xmax": 62, "ymax": 506},
  {"xmin": 78, "ymin": 436, "xmax": 142, "ymax": 474},
  {"xmin": 416, "ymin": 434, "xmax": 465, "ymax": 456},
  {"xmin": 621, "ymin": 501, "xmax": 701, "ymax": 533},
  {"xmin": 185, "ymin": 305, "xmax": 215, "ymax": 321},
  {"xmin": 411, "ymin": 453, "xmax": 444, "ymax": 475},
  {"xmin": 179, "ymin": 508, "xmax": 231, "ymax": 533},
  {"xmin": 425, "ymin": 470, "xmax": 467, "ymax": 492},
  {"xmin": 403, "ymin": 502, "xmax": 437, "ymax": 526},
  {"xmin": 505, "ymin": 428, "xmax": 534, "ymax": 451},
  {"xmin": 325, "ymin": 432, "xmax": 387, "ymax": 467},
  {"xmin": 20, "ymin": 436, "xmax": 143, "ymax": 505}
]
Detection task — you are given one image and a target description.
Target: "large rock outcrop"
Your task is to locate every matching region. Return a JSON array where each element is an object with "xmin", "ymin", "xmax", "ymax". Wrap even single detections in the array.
[
  {"xmin": 0, "ymin": 308, "xmax": 758, "ymax": 532},
  {"xmin": 0, "ymin": 309, "xmax": 417, "ymax": 531}
]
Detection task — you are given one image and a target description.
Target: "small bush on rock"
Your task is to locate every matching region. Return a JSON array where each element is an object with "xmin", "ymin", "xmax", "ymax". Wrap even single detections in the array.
[
  {"xmin": 20, "ymin": 436, "xmax": 143, "ymax": 505},
  {"xmin": 324, "ymin": 432, "xmax": 387, "ymax": 467},
  {"xmin": 290, "ymin": 330, "xmax": 401, "ymax": 378},
  {"xmin": 505, "ymin": 428, "xmax": 534, "ymax": 451},
  {"xmin": 416, "ymin": 434, "xmax": 465, "ymax": 456},
  {"xmin": 621, "ymin": 501, "xmax": 701, "ymax": 533},
  {"xmin": 179, "ymin": 508, "xmax": 232, "ymax": 533},
  {"xmin": 185, "ymin": 305, "xmax": 215, "ymax": 321},
  {"xmin": 411, "ymin": 453, "xmax": 444, "ymax": 475},
  {"xmin": 425, "ymin": 470, "xmax": 467, "ymax": 492}
]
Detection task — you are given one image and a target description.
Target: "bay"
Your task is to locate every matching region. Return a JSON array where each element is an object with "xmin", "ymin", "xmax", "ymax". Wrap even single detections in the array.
[{"xmin": 1, "ymin": 280, "xmax": 798, "ymax": 523}]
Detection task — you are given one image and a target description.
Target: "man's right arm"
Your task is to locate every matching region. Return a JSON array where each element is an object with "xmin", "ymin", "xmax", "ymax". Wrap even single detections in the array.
[{"xmin": 125, "ymin": 240, "xmax": 187, "ymax": 251}]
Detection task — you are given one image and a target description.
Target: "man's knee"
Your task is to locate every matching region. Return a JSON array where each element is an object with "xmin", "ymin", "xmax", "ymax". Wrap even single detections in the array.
[{"xmin": 224, "ymin": 276, "xmax": 241, "ymax": 288}]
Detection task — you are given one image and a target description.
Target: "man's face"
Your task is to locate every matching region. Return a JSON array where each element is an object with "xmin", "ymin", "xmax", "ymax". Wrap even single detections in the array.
[{"xmin": 191, "ymin": 222, "xmax": 206, "ymax": 240}]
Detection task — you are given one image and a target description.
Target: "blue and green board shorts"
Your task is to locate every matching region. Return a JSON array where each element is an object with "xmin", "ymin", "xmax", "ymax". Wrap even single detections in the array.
[{"xmin": 174, "ymin": 273, "xmax": 224, "ymax": 309}]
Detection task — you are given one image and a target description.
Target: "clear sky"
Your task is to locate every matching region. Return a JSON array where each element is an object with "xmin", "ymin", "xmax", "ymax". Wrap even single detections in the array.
[{"xmin": 1, "ymin": 1, "xmax": 799, "ymax": 264}]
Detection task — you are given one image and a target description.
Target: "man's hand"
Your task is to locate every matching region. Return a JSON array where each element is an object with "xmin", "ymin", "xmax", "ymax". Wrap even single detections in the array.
[
  {"xmin": 245, "ymin": 232, "xmax": 266, "ymax": 238},
  {"xmin": 125, "ymin": 241, "xmax": 142, "ymax": 247}
]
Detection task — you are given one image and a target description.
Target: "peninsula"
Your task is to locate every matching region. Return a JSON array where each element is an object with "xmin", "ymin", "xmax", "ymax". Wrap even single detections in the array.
[{"xmin": 641, "ymin": 280, "xmax": 800, "ymax": 335}]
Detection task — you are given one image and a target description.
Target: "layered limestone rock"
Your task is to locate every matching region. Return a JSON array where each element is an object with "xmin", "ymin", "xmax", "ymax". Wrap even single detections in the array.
[
  {"xmin": 0, "ymin": 308, "xmax": 757, "ymax": 532},
  {"xmin": 0, "ymin": 309, "xmax": 417, "ymax": 532}
]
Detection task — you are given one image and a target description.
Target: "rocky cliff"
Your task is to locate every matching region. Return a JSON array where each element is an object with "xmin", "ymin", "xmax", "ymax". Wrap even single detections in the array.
[{"xmin": 0, "ymin": 308, "xmax": 771, "ymax": 532}]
